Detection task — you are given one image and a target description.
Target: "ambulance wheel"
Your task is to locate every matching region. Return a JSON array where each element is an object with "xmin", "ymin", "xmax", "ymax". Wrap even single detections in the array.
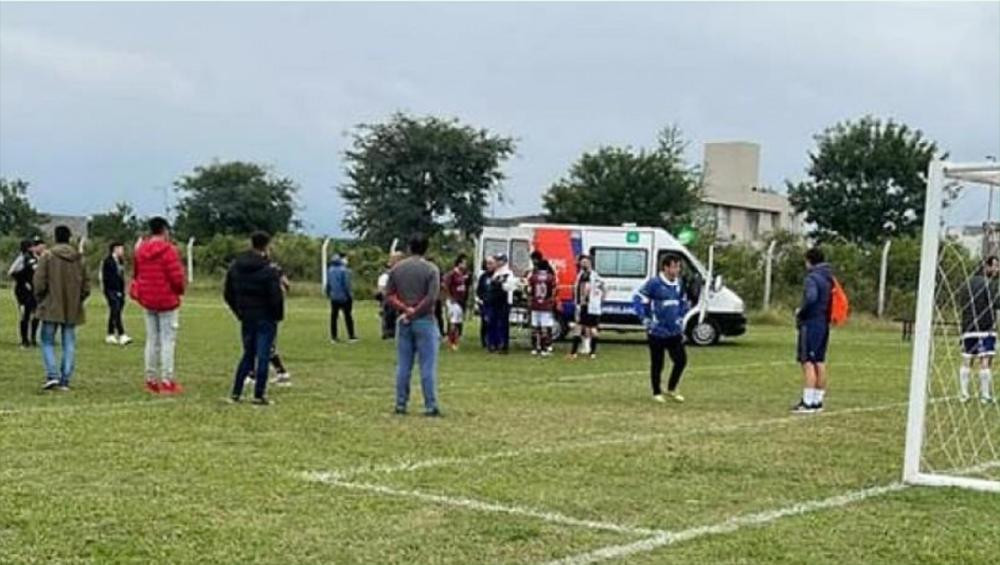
[{"xmin": 687, "ymin": 319, "xmax": 720, "ymax": 346}]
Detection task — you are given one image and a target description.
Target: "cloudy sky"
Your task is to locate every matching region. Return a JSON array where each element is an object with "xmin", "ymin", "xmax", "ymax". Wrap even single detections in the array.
[{"xmin": 1, "ymin": 2, "xmax": 998, "ymax": 235}]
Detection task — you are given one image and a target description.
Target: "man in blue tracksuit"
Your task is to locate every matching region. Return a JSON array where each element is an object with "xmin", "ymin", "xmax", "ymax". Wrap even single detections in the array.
[
  {"xmin": 793, "ymin": 248, "xmax": 833, "ymax": 413},
  {"xmin": 633, "ymin": 253, "xmax": 690, "ymax": 403},
  {"xmin": 325, "ymin": 255, "xmax": 357, "ymax": 342}
]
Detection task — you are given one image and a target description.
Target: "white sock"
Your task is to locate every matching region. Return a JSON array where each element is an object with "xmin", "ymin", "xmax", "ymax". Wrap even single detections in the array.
[
  {"xmin": 816, "ymin": 388, "xmax": 826, "ymax": 404},
  {"xmin": 803, "ymin": 388, "xmax": 815, "ymax": 404},
  {"xmin": 959, "ymin": 367, "xmax": 971, "ymax": 398},
  {"xmin": 980, "ymin": 369, "xmax": 993, "ymax": 400}
]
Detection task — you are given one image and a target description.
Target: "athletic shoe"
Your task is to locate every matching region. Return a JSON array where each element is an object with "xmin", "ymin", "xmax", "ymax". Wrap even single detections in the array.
[
  {"xmin": 394, "ymin": 406, "xmax": 407, "ymax": 415},
  {"xmin": 251, "ymin": 397, "xmax": 271, "ymax": 406},
  {"xmin": 56, "ymin": 385, "xmax": 70, "ymax": 392},
  {"xmin": 105, "ymin": 335, "xmax": 118, "ymax": 345},
  {"xmin": 791, "ymin": 400, "xmax": 816, "ymax": 414},
  {"xmin": 666, "ymin": 391, "xmax": 685, "ymax": 403},
  {"xmin": 349, "ymin": 338, "xmax": 359, "ymax": 343},
  {"xmin": 566, "ymin": 353, "xmax": 578, "ymax": 360},
  {"xmin": 589, "ymin": 354, "xmax": 597, "ymax": 360},
  {"xmin": 244, "ymin": 376, "xmax": 254, "ymax": 389},
  {"xmin": 42, "ymin": 378, "xmax": 60, "ymax": 390},
  {"xmin": 959, "ymin": 394, "xmax": 972, "ymax": 403},
  {"xmin": 144, "ymin": 380, "xmax": 160, "ymax": 394},
  {"xmin": 652, "ymin": 394, "xmax": 666, "ymax": 403},
  {"xmin": 424, "ymin": 408, "xmax": 442, "ymax": 417},
  {"xmin": 228, "ymin": 395, "xmax": 241, "ymax": 404},
  {"xmin": 540, "ymin": 351, "xmax": 551, "ymax": 358},
  {"xmin": 160, "ymin": 380, "xmax": 183, "ymax": 395},
  {"xmin": 982, "ymin": 397, "xmax": 997, "ymax": 405},
  {"xmin": 531, "ymin": 349, "xmax": 539, "ymax": 356},
  {"xmin": 274, "ymin": 373, "xmax": 292, "ymax": 387},
  {"xmin": 119, "ymin": 335, "xmax": 133, "ymax": 346}
]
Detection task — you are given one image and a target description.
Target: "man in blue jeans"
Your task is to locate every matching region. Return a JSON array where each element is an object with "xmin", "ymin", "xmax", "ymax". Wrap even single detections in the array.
[
  {"xmin": 224, "ymin": 231, "xmax": 284, "ymax": 405},
  {"xmin": 33, "ymin": 225, "xmax": 90, "ymax": 391},
  {"xmin": 386, "ymin": 233, "xmax": 442, "ymax": 417}
]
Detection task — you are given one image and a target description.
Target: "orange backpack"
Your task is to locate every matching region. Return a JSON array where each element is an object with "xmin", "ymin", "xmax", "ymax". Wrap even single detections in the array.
[{"xmin": 829, "ymin": 277, "xmax": 849, "ymax": 326}]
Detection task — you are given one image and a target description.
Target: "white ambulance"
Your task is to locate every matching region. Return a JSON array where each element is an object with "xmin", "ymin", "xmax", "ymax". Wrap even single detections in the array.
[{"xmin": 476, "ymin": 223, "xmax": 746, "ymax": 345}]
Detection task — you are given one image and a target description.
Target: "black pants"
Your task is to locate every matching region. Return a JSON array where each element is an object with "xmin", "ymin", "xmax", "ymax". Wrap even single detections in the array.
[
  {"xmin": 648, "ymin": 334, "xmax": 687, "ymax": 395},
  {"xmin": 479, "ymin": 310, "xmax": 488, "ymax": 348},
  {"xmin": 330, "ymin": 300, "xmax": 356, "ymax": 340},
  {"xmin": 381, "ymin": 301, "xmax": 397, "ymax": 339},
  {"xmin": 105, "ymin": 291, "xmax": 126, "ymax": 336},
  {"xmin": 434, "ymin": 300, "xmax": 445, "ymax": 337},
  {"xmin": 16, "ymin": 291, "xmax": 39, "ymax": 346}
]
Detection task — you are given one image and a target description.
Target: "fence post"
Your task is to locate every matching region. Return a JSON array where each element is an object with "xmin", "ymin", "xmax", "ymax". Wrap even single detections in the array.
[
  {"xmin": 763, "ymin": 240, "xmax": 777, "ymax": 311},
  {"xmin": 321, "ymin": 237, "xmax": 331, "ymax": 293},
  {"xmin": 77, "ymin": 236, "xmax": 87, "ymax": 254},
  {"xmin": 878, "ymin": 239, "xmax": 892, "ymax": 318},
  {"xmin": 186, "ymin": 237, "xmax": 196, "ymax": 283}
]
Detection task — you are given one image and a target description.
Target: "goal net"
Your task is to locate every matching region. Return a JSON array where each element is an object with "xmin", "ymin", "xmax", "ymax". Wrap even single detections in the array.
[{"xmin": 904, "ymin": 160, "xmax": 1000, "ymax": 493}]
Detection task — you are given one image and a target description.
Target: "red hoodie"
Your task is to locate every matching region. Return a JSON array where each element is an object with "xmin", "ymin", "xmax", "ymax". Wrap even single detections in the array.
[{"xmin": 130, "ymin": 238, "xmax": 186, "ymax": 312}]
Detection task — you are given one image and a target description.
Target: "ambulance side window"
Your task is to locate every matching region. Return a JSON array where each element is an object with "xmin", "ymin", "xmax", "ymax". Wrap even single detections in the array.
[{"xmin": 657, "ymin": 250, "xmax": 702, "ymax": 303}]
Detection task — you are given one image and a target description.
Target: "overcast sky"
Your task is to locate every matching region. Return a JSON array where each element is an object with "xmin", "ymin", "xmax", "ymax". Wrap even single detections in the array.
[{"xmin": 1, "ymin": 2, "xmax": 998, "ymax": 235}]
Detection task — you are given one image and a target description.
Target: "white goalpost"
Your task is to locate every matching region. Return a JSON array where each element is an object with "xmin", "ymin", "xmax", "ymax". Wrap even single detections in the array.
[{"xmin": 903, "ymin": 160, "xmax": 1000, "ymax": 493}]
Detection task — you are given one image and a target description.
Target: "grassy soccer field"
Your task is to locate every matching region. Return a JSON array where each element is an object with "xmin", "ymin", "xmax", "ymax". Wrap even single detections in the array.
[{"xmin": 1, "ymin": 290, "xmax": 998, "ymax": 565}]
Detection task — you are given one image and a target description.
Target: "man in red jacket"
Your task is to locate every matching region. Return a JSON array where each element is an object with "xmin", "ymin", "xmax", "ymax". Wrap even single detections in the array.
[{"xmin": 130, "ymin": 217, "xmax": 187, "ymax": 394}]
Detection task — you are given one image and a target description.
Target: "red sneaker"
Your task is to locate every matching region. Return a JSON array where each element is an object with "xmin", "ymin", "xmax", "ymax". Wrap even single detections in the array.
[
  {"xmin": 144, "ymin": 380, "xmax": 160, "ymax": 394},
  {"xmin": 160, "ymin": 380, "xmax": 184, "ymax": 395}
]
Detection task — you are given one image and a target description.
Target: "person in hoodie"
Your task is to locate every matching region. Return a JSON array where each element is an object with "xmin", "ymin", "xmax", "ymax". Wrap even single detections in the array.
[
  {"xmin": 8, "ymin": 237, "xmax": 43, "ymax": 348},
  {"xmin": 131, "ymin": 216, "xmax": 187, "ymax": 395},
  {"xmin": 792, "ymin": 247, "xmax": 834, "ymax": 414},
  {"xmin": 325, "ymin": 254, "xmax": 357, "ymax": 343},
  {"xmin": 101, "ymin": 241, "xmax": 132, "ymax": 346},
  {"xmin": 957, "ymin": 255, "xmax": 998, "ymax": 404},
  {"xmin": 224, "ymin": 231, "xmax": 284, "ymax": 405},
  {"xmin": 33, "ymin": 226, "xmax": 89, "ymax": 391},
  {"xmin": 633, "ymin": 253, "xmax": 690, "ymax": 403}
]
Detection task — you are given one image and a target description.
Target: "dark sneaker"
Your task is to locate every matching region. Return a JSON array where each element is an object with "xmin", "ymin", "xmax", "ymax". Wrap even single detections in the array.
[
  {"xmin": 42, "ymin": 379, "xmax": 59, "ymax": 390},
  {"xmin": 424, "ymin": 408, "xmax": 442, "ymax": 418},
  {"xmin": 251, "ymin": 397, "xmax": 271, "ymax": 406},
  {"xmin": 228, "ymin": 395, "xmax": 241, "ymax": 404},
  {"xmin": 791, "ymin": 400, "xmax": 816, "ymax": 414},
  {"xmin": 394, "ymin": 406, "xmax": 407, "ymax": 415},
  {"xmin": 813, "ymin": 402, "xmax": 825, "ymax": 413}
]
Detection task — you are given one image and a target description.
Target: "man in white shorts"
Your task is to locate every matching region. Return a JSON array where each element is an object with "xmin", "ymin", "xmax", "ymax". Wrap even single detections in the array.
[
  {"xmin": 527, "ymin": 254, "xmax": 557, "ymax": 357},
  {"xmin": 958, "ymin": 255, "xmax": 998, "ymax": 404}
]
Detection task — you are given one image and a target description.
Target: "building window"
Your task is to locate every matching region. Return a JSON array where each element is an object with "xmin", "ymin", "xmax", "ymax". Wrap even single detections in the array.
[
  {"xmin": 748, "ymin": 210, "xmax": 760, "ymax": 238},
  {"xmin": 591, "ymin": 247, "xmax": 649, "ymax": 278}
]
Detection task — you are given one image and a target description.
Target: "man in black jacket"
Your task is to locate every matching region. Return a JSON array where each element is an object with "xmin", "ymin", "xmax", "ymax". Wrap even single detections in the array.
[
  {"xmin": 224, "ymin": 231, "xmax": 284, "ymax": 405},
  {"xmin": 958, "ymin": 255, "xmax": 999, "ymax": 404},
  {"xmin": 101, "ymin": 242, "xmax": 132, "ymax": 346},
  {"xmin": 7, "ymin": 237, "xmax": 43, "ymax": 347}
]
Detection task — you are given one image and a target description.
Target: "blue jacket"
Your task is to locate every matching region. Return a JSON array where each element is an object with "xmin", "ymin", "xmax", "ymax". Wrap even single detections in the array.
[
  {"xmin": 325, "ymin": 258, "xmax": 352, "ymax": 302},
  {"xmin": 798, "ymin": 263, "xmax": 833, "ymax": 325},
  {"xmin": 632, "ymin": 274, "xmax": 690, "ymax": 338}
]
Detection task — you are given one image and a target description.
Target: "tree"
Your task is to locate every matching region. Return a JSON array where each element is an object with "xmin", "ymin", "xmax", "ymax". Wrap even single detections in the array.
[
  {"xmin": 339, "ymin": 112, "xmax": 516, "ymax": 247},
  {"xmin": 89, "ymin": 202, "xmax": 144, "ymax": 243},
  {"xmin": 173, "ymin": 161, "xmax": 300, "ymax": 240},
  {"xmin": 787, "ymin": 116, "xmax": 949, "ymax": 245},
  {"xmin": 543, "ymin": 126, "xmax": 702, "ymax": 231},
  {"xmin": 0, "ymin": 178, "xmax": 46, "ymax": 237}
]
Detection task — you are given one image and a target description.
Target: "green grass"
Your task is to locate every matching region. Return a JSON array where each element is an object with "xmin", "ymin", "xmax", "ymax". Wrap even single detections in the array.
[{"xmin": 1, "ymin": 290, "xmax": 997, "ymax": 564}]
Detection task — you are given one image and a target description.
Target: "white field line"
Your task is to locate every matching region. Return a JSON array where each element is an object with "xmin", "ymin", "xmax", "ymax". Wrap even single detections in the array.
[
  {"xmin": 539, "ymin": 483, "xmax": 908, "ymax": 565},
  {"xmin": 321, "ymin": 400, "xmax": 914, "ymax": 480},
  {"xmin": 0, "ymin": 397, "xmax": 176, "ymax": 416},
  {"xmin": 301, "ymin": 471, "xmax": 663, "ymax": 537},
  {"xmin": 542, "ymin": 459, "xmax": 1000, "ymax": 565}
]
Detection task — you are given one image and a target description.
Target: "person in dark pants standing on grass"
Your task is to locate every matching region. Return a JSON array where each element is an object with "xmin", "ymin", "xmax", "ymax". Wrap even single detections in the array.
[
  {"xmin": 385, "ymin": 233, "xmax": 442, "ymax": 417},
  {"xmin": 325, "ymin": 254, "xmax": 357, "ymax": 342},
  {"xmin": 225, "ymin": 231, "xmax": 284, "ymax": 405},
  {"xmin": 34, "ymin": 226, "xmax": 89, "ymax": 391},
  {"xmin": 475, "ymin": 257, "xmax": 495, "ymax": 349},
  {"xmin": 101, "ymin": 241, "xmax": 132, "ymax": 346},
  {"xmin": 633, "ymin": 253, "xmax": 690, "ymax": 404},
  {"xmin": 8, "ymin": 237, "xmax": 43, "ymax": 348},
  {"xmin": 792, "ymin": 247, "xmax": 834, "ymax": 414}
]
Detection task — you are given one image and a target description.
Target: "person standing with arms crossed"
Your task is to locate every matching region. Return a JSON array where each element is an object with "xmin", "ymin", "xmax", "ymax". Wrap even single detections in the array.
[
  {"xmin": 385, "ymin": 234, "xmax": 442, "ymax": 417},
  {"xmin": 131, "ymin": 217, "xmax": 187, "ymax": 395},
  {"xmin": 8, "ymin": 237, "xmax": 43, "ymax": 348},
  {"xmin": 101, "ymin": 241, "xmax": 132, "ymax": 346},
  {"xmin": 633, "ymin": 253, "xmax": 690, "ymax": 403}
]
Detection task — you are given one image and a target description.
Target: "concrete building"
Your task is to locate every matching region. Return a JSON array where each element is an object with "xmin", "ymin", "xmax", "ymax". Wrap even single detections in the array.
[
  {"xmin": 945, "ymin": 222, "xmax": 1000, "ymax": 259},
  {"xmin": 38, "ymin": 213, "xmax": 89, "ymax": 241},
  {"xmin": 701, "ymin": 142, "xmax": 800, "ymax": 243}
]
